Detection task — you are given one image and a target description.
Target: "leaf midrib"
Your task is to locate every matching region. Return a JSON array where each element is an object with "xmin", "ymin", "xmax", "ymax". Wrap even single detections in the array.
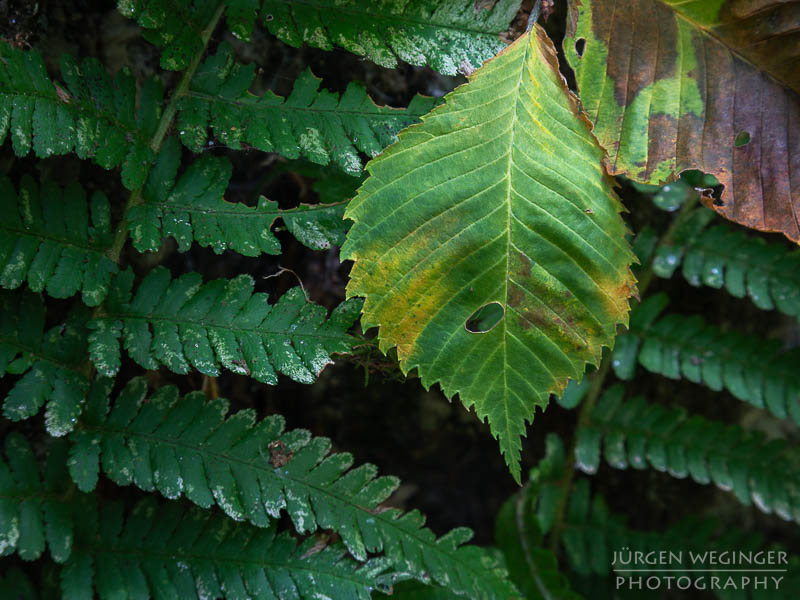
[
  {"xmin": 585, "ymin": 417, "xmax": 795, "ymax": 484},
  {"xmin": 500, "ymin": 31, "xmax": 531, "ymax": 459},
  {"xmin": 185, "ymin": 90, "xmax": 431, "ymax": 119},
  {"xmin": 631, "ymin": 321, "xmax": 798, "ymax": 379},
  {"xmin": 0, "ymin": 223, "xmax": 108, "ymax": 253},
  {"xmin": 4, "ymin": 90, "xmax": 150, "ymax": 146},
  {"xmin": 0, "ymin": 333, "xmax": 86, "ymax": 373},
  {"xmin": 152, "ymin": 199, "xmax": 348, "ymax": 218},
  {"xmin": 93, "ymin": 312, "xmax": 351, "ymax": 342}
]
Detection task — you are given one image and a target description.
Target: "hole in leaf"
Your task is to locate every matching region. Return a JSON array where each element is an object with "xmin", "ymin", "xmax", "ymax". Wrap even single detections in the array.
[
  {"xmin": 575, "ymin": 38, "xmax": 586, "ymax": 57},
  {"xmin": 465, "ymin": 302, "xmax": 505, "ymax": 333},
  {"xmin": 265, "ymin": 14, "xmax": 274, "ymax": 21},
  {"xmin": 734, "ymin": 131, "xmax": 750, "ymax": 147}
]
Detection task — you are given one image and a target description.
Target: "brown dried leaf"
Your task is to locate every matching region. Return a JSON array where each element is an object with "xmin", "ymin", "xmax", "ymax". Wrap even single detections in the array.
[{"xmin": 566, "ymin": 0, "xmax": 800, "ymax": 242}]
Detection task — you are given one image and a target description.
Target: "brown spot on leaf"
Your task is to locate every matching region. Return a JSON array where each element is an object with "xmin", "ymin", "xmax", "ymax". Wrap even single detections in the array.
[
  {"xmin": 268, "ymin": 440, "xmax": 294, "ymax": 468},
  {"xmin": 593, "ymin": 0, "xmax": 678, "ymax": 107},
  {"xmin": 54, "ymin": 82, "xmax": 71, "ymax": 104},
  {"xmin": 301, "ymin": 532, "xmax": 338, "ymax": 558},
  {"xmin": 508, "ymin": 284, "xmax": 525, "ymax": 309},
  {"xmin": 516, "ymin": 251, "xmax": 532, "ymax": 278}
]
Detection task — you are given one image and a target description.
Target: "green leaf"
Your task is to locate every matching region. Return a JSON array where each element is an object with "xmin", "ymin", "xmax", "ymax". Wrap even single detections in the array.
[
  {"xmin": 88, "ymin": 267, "xmax": 360, "ymax": 383},
  {"xmin": 128, "ymin": 138, "xmax": 351, "ymax": 255},
  {"xmin": 70, "ymin": 377, "xmax": 518, "ymax": 599},
  {"xmin": 178, "ymin": 43, "xmax": 437, "ymax": 174},
  {"xmin": 0, "ymin": 44, "xmax": 160, "ymax": 190},
  {"xmin": 0, "ymin": 291, "xmax": 90, "ymax": 436},
  {"xmin": 0, "ymin": 176, "xmax": 118, "ymax": 306},
  {"xmin": 261, "ymin": 0, "xmax": 521, "ymax": 74},
  {"xmin": 614, "ymin": 294, "xmax": 800, "ymax": 424},
  {"xmin": 564, "ymin": 0, "xmax": 800, "ymax": 242},
  {"xmin": 577, "ymin": 384, "xmax": 800, "ymax": 523},
  {"xmin": 342, "ymin": 27, "xmax": 636, "ymax": 480}
]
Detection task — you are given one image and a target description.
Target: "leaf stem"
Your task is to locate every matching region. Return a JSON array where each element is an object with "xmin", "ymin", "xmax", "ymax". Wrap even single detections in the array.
[
  {"xmin": 106, "ymin": 3, "xmax": 226, "ymax": 265},
  {"xmin": 526, "ymin": 0, "xmax": 542, "ymax": 32},
  {"xmin": 547, "ymin": 189, "xmax": 702, "ymax": 555}
]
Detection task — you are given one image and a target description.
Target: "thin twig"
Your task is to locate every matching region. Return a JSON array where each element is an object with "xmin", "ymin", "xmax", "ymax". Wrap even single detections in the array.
[{"xmin": 263, "ymin": 266, "xmax": 309, "ymax": 302}]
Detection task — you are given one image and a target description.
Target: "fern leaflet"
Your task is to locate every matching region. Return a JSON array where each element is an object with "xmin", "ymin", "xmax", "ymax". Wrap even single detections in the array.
[
  {"xmin": 613, "ymin": 294, "xmax": 800, "ymax": 424},
  {"xmin": 260, "ymin": 0, "xmax": 521, "ymax": 75},
  {"xmin": 654, "ymin": 208, "xmax": 800, "ymax": 318},
  {"xmin": 576, "ymin": 385, "xmax": 800, "ymax": 524},
  {"xmin": 129, "ymin": 138, "xmax": 350, "ymax": 255},
  {"xmin": 0, "ymin": 291, "xmax": 90, "ymax": 436},
  {"xmin": 0, "ymin": 175, "xmax": 117, "ymax": 306},
  {"xmin": 88, "ymin": 267, "xmax": 359, "ymax": 383},
  {"xmin": 0, "ymin": 43, "xmax": 161, "ymax": 189},
  {"xmin": 178, "ymin": 43, "xmax": 437, "ymax": 175},
  {"xmin": 0, "ymin": 433, "xmax": 73, "ymax": 562},
  {"xmin": 68, "ymin": 377, "xmax": 518, "ymax": 599}
]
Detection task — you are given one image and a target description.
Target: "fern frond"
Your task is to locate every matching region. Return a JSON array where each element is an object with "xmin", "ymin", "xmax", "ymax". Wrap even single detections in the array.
[
  {"xmin": 0, "ymin": 176, "xmax": 118, "ymax": 306},
  {"xmin": 87, "ymin": 267, "xmax": 359, "ymax": 382},
  {"xmin": 654, "ymin": 208, "xmax": 800, "ymax": 318},
  {"xmin": 0, "ymin": 291, "xmax": 90, "ymax": 436},
  {"xmin": 117, "ymin": 0, "xmax": 222, "ymax": 70},
  {"xmin": 2, "ymin": 430, "xmax": 397, "ymax": 598},
  {"xmin": 495, "ymin": 492, "xmax": 582, "ymax": 600},
  {"xmin": 576, "ymin": 385, "xmax": 800, "ymax": 524},
  {"xmin": 68, "ymin": 376, "xmax": 518, "ymax": 599},
  {"xmin": 0, "ymin": 433, "xmax": 73, "ymax": 562},
  {"xmin": 613, "ymin": 294, "xmax": 800, "ymax": 424},
  {"xmin": 118, "ymin": 0, "xmax": 520, "ymax": 74},
  {"xmin": 128, "ymin": 138, "xmax": 350, "ymax": 255},
  {"xmin": 0, "ymin": 44, "xmax": 161, "ymax": 189},
  {"xmin": 178, "ymin": 43, "xmax": 437, "ymax": 175},
  {"xmin": 559, "ymin": 480, "xmax": 800, "ymax": 599},
  {"xmin": 63, "ymin": 497, "xmax": 391, "ymax": 600},
  {"xmin": 260, "ymin": 0, "xmax": 521, "ymax": 75}
]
